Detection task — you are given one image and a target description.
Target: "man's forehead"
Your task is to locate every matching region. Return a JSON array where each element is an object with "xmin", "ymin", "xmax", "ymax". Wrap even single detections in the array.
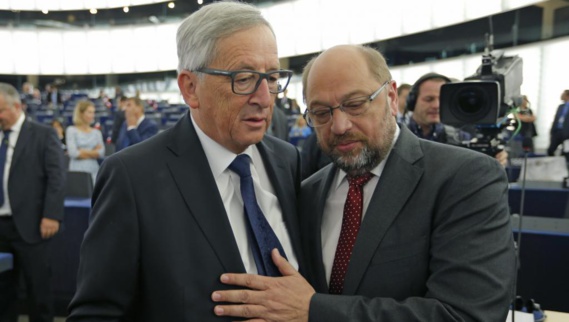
[{"xmin": 419, "ymin": 79, "xmax": 445, "ymax": 93}]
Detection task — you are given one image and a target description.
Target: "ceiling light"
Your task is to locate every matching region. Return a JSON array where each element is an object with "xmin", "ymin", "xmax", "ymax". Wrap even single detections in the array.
[
  {"xmin": 42, "ymin": 9, "xmax": 49, "ymax": 14},
  {"xmin": 168, "ymin": 2, "xmax": 175, "ymax": 9},
  {"xmin": 123, "ymin": 6, "xmax": 129, "ymax": 13},
  {"xmin": 90, "ymin": 8, "xmax": 97, "ymax": 14},
  {"xmin": 197, "ymin": 0, "xmax": 203, "ymax": 4}
]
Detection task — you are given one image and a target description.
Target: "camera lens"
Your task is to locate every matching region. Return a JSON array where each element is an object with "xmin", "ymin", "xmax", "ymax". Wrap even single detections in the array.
[{"xmin": 456, "ymin": 87, "xmax": 486, "ymax": 115}]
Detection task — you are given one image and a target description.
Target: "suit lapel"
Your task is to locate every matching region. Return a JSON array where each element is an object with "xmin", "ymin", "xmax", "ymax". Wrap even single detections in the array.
[
  {"xmin": 307, "ymin": 165, "xmax": 337, "ymax": 293},
  {"xmin": 342, "ymin": 127, "xmax": 424, "ymax": 295},
  {"xmin": 166, "ymin": 114, "xmax": 246, "ymax": 273}
]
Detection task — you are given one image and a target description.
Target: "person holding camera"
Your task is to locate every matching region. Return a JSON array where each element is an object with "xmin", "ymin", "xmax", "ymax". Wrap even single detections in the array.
[{"xmin": 405, "ymin": 72, "xmax": 508, "ymax": 165}]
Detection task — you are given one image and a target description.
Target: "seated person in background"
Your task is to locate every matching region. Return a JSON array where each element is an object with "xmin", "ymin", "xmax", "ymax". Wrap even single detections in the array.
[
  {"xmin": 289, "ymin": 114, "xmax": 312, "ymax": 141},
  {"xmin": 406, "ymin": 72, "xmax": 508, "ymax": 165},
  {"xmin": 115, "ymin": 97, "xmax": 158, "ymax": 152},
  {"xmin": 66, "ymin": 101, "xmax": 105, "ymax": 183},
  {"xmin": 211, "ymin": 44, "xmax": 515, "ymax": 322}
]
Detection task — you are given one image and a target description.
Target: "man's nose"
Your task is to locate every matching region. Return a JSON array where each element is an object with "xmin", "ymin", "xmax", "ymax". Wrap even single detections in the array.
[
  {"xmin": 250, "ymin": 79, "xmax": 272, "ymax": 107},
  {"xmin": 329, "ymin": 109, "xmax": 352, "ymax": 135}
]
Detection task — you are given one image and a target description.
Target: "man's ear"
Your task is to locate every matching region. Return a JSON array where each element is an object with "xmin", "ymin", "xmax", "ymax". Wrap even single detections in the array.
[
  {"xmin": 387, "ymin": 81, "xmax": 398, "ymax": 117},
  {"xmin": 178, "ymin": 70, "xmax": 200, "ymax": 109}
]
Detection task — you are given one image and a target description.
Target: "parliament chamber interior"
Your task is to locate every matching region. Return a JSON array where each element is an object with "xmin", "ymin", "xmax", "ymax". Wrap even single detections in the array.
[{"xmin": 0, "ymin": 0, "xmax": 568, "ymax": 321}]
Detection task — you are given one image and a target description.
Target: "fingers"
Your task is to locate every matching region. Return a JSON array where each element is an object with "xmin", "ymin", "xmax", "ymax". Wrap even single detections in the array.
[
  {"xmin": 41, "ymin": 226, "xmax": 57, "ymax": 239},
  {"xmin": 212, "ymin": 297, "xmax": 265, "ymax": 318},
  {"xmin": 219, "ymin": 272, "xmax": 269, "ymax": 291},
  {"xmin": 213, "ymin": 304, "xmax": 266, "ymax": 320},
  {"xmin": 271, "ymin": 249, "xmax": 298, "ymax": 277},
  {"xmin": 40, "ymin": 220, "xmax": 59, "ymax": 239}
]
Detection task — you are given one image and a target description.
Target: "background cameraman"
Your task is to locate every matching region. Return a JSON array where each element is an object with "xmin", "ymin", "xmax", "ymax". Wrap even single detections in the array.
[{"xmin": 405, "ymin": 72, "xmax": 508, "ymax": 166}]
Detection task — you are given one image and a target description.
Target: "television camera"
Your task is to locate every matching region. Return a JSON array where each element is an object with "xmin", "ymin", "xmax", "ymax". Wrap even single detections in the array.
[{"xmin": 440, "ymin": 46, "xmax": 523, "ymax": 156}]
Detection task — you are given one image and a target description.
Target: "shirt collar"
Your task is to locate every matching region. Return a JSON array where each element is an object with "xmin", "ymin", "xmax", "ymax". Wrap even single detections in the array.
[
  {"xmin": 5, "ymin": 112, "xmax": 25, "ymax": 134},
  {"xmin": 137, "ymin": 115, "xmax": 145, "ymax": 127},
  {"xmin": 190, "ymin": 113, "xmax": 255, "ymax": 180}
]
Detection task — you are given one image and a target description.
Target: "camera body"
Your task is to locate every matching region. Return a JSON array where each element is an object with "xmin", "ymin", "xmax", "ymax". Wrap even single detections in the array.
[
  {"xmin": 440, "ymin": 50, "xmax": 523, "ymax": 127},
  {"xmin": 439, "ymin": 51, "xmax": 523, "ymax": 156}
]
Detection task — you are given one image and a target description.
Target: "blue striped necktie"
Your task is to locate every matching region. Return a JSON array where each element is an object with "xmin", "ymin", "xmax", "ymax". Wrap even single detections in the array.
[{"xmin": 229, "ymin": 154, "xmax": 287, "ymax": 276}]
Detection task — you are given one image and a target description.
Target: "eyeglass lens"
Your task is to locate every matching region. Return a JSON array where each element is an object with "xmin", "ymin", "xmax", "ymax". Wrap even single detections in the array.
[{"xmin": 233, "ymin": 71, "xmax": 291, "ymax": 94}]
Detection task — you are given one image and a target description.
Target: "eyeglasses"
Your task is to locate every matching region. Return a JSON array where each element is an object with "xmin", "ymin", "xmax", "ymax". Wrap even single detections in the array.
[
  {"xmin": 193, "ymin": 68, "xmax": 293, "ymax": 95},
  {"xmin": 304, "ymin": 81, "xmax": 391, "ymax": 128}
]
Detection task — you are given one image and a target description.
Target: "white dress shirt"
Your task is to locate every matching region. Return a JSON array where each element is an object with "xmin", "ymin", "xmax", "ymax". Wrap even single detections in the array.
[
  {"xmin": 0, "ymin": 113, "xmax": 25, "ymax": 216},
  {"xmin": 321, "ymin": 126, "xmax": 400, "ymax": 284},
  {"xmin": 191, "ymin": 115, "xmax": 298, "ymax": 274},
  {"xmin": 127, "ymin": 115, "xmax": 145, "ymax": 131}
]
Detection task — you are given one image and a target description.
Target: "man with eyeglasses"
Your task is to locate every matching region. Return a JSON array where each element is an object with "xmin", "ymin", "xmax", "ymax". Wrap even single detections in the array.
[
  {"xmin": 211, "ymin": 45, "xmax": 515, "ymax": 322},
  {"xmin": 68, "ymin": 2, "xmax": 303, "ymax": 321}
]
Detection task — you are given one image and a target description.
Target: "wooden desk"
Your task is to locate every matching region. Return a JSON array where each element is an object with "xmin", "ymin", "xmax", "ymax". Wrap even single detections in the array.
[
  {"xmin": 545, "ymin": 310, "xmax": 569, "ymax": 322},
  {"xmin": 0, "ymin": 252, "xmax": 13, "ymax": 273}
]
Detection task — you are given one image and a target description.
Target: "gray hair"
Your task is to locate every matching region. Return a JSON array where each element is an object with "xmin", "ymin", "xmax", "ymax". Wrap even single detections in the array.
[
  {"xmin": 301, "ymin": 45, "xmax": 392, "ymax": 102},
  {"xmin": 0, "ymin": 82, "xmax": 22, "ymax": 107},
  {"xmin": 176, "ymin": 1, "xmax": 274, "ymax": 74}
]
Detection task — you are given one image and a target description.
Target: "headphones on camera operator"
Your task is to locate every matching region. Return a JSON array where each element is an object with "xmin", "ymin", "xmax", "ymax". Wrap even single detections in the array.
[
  {"xmin": 406, "ymin": 72, "xmax": 452, "ymax": 112},
  {"xmin": 405, "ymin": 73, "xmax": 464, "ymax": 145}
]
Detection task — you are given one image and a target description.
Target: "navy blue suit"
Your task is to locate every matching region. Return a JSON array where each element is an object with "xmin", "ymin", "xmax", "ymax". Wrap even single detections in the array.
[{"xmin": 115, "ymin": 117, "xmax": 159, "ymax": 151}]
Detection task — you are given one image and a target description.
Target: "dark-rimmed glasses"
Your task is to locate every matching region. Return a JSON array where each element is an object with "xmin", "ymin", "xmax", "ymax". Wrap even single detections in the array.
[
  {"xmin": 304, "ymin": 81, "xmax": 391, "ymax": 128},
  {"xmin": 193, "ymin": 68, "xmax": 293, "ymax": 95}
]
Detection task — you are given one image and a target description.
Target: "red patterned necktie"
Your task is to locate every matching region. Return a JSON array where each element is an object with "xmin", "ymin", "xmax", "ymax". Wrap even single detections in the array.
[{"xmin": 329, "ymin": 172, "xmax": 373, "ymax": 294}]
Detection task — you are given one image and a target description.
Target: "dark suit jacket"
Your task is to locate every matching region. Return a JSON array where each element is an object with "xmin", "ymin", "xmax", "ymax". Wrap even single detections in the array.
[
  {"xmin": 9, "ymin": 118, "xmax": 66, "ymax": 244},
  {"xmin": 115, "ymin": 117, "xmax": 159, "ymax": 151},
  {"xmin": 68, "ymin": 113, "xmax": 304, "ymax": 321},
  {"xmin": 550, "ymin": 103, "xmax": 569, "ymax": 138},
  {"xmin": 300, "ymin": 126, "xmax": 515, "ymax": 322}
]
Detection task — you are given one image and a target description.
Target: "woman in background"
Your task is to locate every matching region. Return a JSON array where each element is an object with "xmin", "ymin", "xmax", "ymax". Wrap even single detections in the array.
[{"xmin": 66, "ymin": 100, "xmax": 105, "ymax": 183}]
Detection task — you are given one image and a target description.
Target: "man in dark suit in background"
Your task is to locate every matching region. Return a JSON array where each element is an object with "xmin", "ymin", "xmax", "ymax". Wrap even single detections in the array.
[
  {"xmin": 0, "ymin": 83, "xmax": 66, "ymax": 322},
  {"xmin": 212, "ymin": 45, "xmax": 515, "ymax": 322},
  {"xmin": 114, "ymin": 96, "xmax": 158, "ymax": 151},
  {"xmin": 68, "ymin": 2, "xmax": 302, "ymax": 321},
  {"xmin": 110, "ymin": 96, "xmax": 128, "ymax": 145},
  {"xmin": 547, "ymin": 89, "xmax": 569, "ymax": 161}
]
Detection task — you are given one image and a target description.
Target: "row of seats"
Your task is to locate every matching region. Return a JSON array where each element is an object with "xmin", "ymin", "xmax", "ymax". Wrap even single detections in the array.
[{"xmin": 26, "ymin": 98, "xmax": 188, "ymax": 141}]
